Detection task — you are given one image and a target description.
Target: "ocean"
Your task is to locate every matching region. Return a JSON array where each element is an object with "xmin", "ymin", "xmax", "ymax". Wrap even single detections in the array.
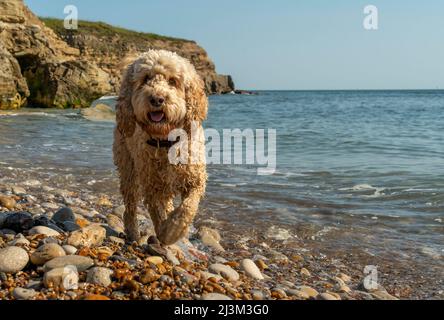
[{"xmin": 0, "ymin": 90, "xmax": 443, "ymax": 275}]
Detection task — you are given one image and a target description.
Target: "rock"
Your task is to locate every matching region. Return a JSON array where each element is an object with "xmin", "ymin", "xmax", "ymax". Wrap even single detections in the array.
[
  {"xmin": 199, "ymin": 271, "xmax": 224, "ymax": 282},
  {"xmin": 67, "ymin": 224, "xmax": 106, "ymax": 248},
  {"xmin": 25, "ymin": 280, "xmax": 41, "ymax": 290},
  {"xmin": 39, "ymin": 237, "xmax": 60, "ymax": 246},
  {"xmin": 271, "ymin": 288, "xmax": 288, "ymax": 299},
  {"xmin": 123, "ymin": 279, "xmax": 140, "ymax": 292},
  {"xmin": 146, "ymin": 256, "xmax": 163, "ymax": 265},
  {"xmin": 30, "ymin": 243, "xmax": 66, "ymax": 265},
  {"xmin": 12, "ymin": 186, "xmax": 27, "ymax": 195},
  {"xmin": 148, "ymin": 235, "xmax": 160, "ymax": 245},
  {"xmin": 318, "ymin": 292, "xmax": 341, "ymax": 300},
  {"xmin": 0, "ymin": 43, "xmax": 28, "ymax": 110},
  {"xmin": 201, "ymin": 293, "xmax": 232, "ymax": 300},
  {"xmin": 108, "ymin": 236, "xmax": 125, "ymax": 246},
  {"xmin": 255, "ymin": 259, "xmax": 269, "ymax": 270},
  {"xmin": 23, "ymin": 180, "xmax": 41, "ymax": 187},
  {"xmin": 198, "ymin": 226, "xmax": 225, "ymax": 252},
  {"xmin": 41, "ymin": 20, "xmax": 235, "ymax": 98},
  {"xmin": 28, "ymin": 226, "xmax": 60, "ymax": 237},
  {"xmin": 240, "ymin": 259, "xmax": 264, "ymax": 280},
  {"xmin": 339, "ymin": 285, "xmax": 352, "ymax": 294},
  {"xmin": 52, "ymin": 207, "xmax": 76, "ymax": 223},
  {"xmin": 42, "ymin": 202, "xmax": 59, "ymax": 210},
  {"xmin": 0, "ymin": 195, "xmax": 16, "ymax": 209},
  {"xmin": 106, "ymin": 215, "xmax": 124, "ymax": 233},
  {"xmin": 86, "ymin": 267, "xmax": 113, "ymax": 287},
  {"xmin": 137, "ymin": 235, "xmax": 149, "ymax": 246},
  {"xmin": 0, "ymin": 246, "xmax": 29, "ymax": 273},
  {"xmin": 165, "ymin": 250, "xmax": 180, "ymax": 266},
  {"xmin": 9, "ymin": 234, "xmax": 30, "ymax": 246},
  {"xmin": 43, "ymin": 255, "xmax": 94, "ymax": 272},
  {"xmin": 62, "ymin": 245, "xmax": 77, "ymax": 255},
  {"xmin": 146, "ymin": 243, "xmax": 168, "ymax": 257},
  {"xmin": 159, "ymin": 275, "xmax": 175, "ymax": 285},
  {"xmin": 75, "ymin": 218, "xmax": 90, "ymax": 228},
  {"xmin": 13, "ymin": 287, "xmax": 37, "ymax": 300},
  {"xmin": 209, "ymin": 263, "xmax": 240, "ymax": 282},
  {"xmin": 82, "ymin": 294, "xmax": 111, "ymax": 300},
  {"xmin": 334, "ymin": 276, "xmax": 346, "ymax": 287},
  {"xmin": 102, "ymin": 225, "xmax": 120, "ymax": 238},
  {"xmin": 3, "ymin": 212, "xmax": 34, "ymax": 232},
  {"xmin": 96, "ymin": 246, "xmax": 114, "ymax": 260},
  {"xmin": 97, "ymin": 196, "xmax": 113, "ymax": 207},
  {"xmin": 32, "ymin": 216, "xmax": 64, "ymax": 233},
  {"xmin": 140, "ymin": 269, "xmax": 160, "ymax": 284},
  {"xmin": 297, "ymin": 286, "xmax": 319, "ymax": 299},
  {"xmin": 213, "ymin": 256, "xmax": 228, "ymax": 264},
  {"xmin": 286, "ymin": 289, "xmax": 310, "ymax": 299},
  {"xmin": 0, "ymin": 0, "xmax": 116, "ymax": 110},
  {"xmin": 251, "ymin": 290, "xmax": 266, "ymax": 300},
  {"xmin": 338, "ymin": 273, "xmax": 352, "ymax": 283},
  {"xmin": 173, "ymin": 267, "xmax": 198, "ymax": 285},
  {"xmin": 112, "ymin": 205, "xmax": 125, "ymax": 218},
  {"xmin": 0, "ymin": 213, "xmax": 6, "ymax": 228},
  {"xmin": 60, "ymin": 221, "xmax": 81, "ymax": 232},
  {"xmin": 268, "ymin": 250, "xmax": 289, "ymax": 263},
  {"xmin": 300, "ymin": 268, "xmax": 311, "ymax": 277},
  {"xmin": 43, "ymin": 265, "xmax": 79, "ymax": 290},
  {"xmin": 371, "ymin": 290, "xmax": 399, "ymax": 300},
  {"xmin": 0, "ymin": 229, "xmax": 16, "ymax": 236}
]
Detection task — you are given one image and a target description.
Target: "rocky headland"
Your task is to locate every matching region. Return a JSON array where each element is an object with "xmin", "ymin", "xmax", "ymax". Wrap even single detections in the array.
[{"xmin": 0, "ymin": 0, "xmax": 234, "ymax": 110}]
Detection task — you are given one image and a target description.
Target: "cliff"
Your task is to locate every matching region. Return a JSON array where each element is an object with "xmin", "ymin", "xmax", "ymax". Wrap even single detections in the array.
[{"xmin": 0, "ymin": 0, "xmax": 234, "ymax": 109}]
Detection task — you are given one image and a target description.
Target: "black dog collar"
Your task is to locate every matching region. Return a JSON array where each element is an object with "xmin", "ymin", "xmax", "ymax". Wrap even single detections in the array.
[{"xmin": 147, "ymin": 137, "xmax": 181, "ymax": 149}]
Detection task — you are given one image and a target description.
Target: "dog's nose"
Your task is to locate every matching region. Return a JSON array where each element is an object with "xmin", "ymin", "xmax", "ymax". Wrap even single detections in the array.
[{"xmin": 150, "ymin": 96, "xmax": 165, "ymax": 108}]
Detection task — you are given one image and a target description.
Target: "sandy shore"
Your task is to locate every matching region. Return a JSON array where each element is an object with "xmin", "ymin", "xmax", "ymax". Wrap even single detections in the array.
[{"xmin": 0, "ymin": 180, "xmax": 421, "ymax": 300}]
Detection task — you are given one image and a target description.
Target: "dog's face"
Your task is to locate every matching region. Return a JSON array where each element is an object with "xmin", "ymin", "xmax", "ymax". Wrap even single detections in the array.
[
  {"xmin": 131, "ymin": 56, "xmax": 187, "ymax": 137},
  {"xmin": 117, "ymin": 50, "xmax": 208, "ymax": 139}
]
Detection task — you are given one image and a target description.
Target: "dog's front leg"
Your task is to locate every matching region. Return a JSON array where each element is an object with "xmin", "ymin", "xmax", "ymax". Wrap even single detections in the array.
[
  {"xmin": 124, "ymin": 202, "xmax": 139, "ymax": 242},
  {"xmin": 157, "ymin": 188, "xmax": 203, "ymax": 245}
]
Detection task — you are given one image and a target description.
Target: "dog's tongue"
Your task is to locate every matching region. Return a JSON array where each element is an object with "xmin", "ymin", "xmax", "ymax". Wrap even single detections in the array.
[{"xmin": 149, "ymin": 112, "xmax": 165, "ymax": 122}]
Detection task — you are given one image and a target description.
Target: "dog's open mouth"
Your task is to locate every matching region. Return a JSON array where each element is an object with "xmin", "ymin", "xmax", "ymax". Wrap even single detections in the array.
[{"xmin": 148, "ymin": 112, "xmax": 165, "ymax": 123}]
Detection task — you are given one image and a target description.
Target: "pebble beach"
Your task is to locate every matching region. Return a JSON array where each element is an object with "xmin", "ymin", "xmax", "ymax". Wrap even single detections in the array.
[{"xmin": 0, "ymin": 180, "xmax": 405, "ymax": 301}]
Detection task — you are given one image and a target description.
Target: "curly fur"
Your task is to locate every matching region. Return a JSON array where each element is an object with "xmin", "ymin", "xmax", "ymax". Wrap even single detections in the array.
[{"xmin": 113, "ymin": 49, "xmax": 208, "ymax": 245}]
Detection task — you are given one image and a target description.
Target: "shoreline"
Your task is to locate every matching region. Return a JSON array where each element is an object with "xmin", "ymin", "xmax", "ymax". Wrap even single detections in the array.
[{"xmin": 1, "ymin": 178, "xmax": 439, "ymax": 300}]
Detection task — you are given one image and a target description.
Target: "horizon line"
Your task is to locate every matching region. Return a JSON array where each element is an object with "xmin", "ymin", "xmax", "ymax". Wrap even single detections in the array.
[{"xmin": 236, "ymin": 88, "xmax": 444, "ymax": 92}]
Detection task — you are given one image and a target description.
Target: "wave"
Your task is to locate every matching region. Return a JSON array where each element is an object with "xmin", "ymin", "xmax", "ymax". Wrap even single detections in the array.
[
  {"xmin": 0, "ymin": 111, "xmax": 58, "ymax": 118},
  {"xmin": 339, "ymin": 184, "xmax": 386, "ymax": 198}
]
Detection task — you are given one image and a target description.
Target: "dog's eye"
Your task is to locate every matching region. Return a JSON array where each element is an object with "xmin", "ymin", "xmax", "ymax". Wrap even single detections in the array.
[
  {"xmin": 144, "ymin": 75, "xmax": 152, "ymax": 83},
  {"xmin": 168, "ymin": 78, "xmax": 179, "ymax": 88}
]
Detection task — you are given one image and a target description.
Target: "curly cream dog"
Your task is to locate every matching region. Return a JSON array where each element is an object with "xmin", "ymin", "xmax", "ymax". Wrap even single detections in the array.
[{"xmin": 113, "ymin": 49, "xmax": 208, "ymax": 245}]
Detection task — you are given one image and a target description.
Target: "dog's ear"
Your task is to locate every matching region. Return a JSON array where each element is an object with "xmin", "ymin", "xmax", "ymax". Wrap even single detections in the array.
[
  {"xmin": 185, "ymin": 72, "xmax": 208, "ymax": 123},
  {"xmin": 116, "ymin": 62, "xmax": 136, "ymax": 137}
]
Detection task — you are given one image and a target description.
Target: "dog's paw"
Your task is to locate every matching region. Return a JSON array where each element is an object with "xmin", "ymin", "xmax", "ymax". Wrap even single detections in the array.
[
  {"xmin": 157, "ymin": 212, "xmax": 189, "ymax": 245},
  {"xmin": 124, "ymin": 228, "xmax": 140, "ymax": 244}
]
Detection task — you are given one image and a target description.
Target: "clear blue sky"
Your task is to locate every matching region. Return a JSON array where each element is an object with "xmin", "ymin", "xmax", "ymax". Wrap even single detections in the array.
[{"xmin": 25, "ymin": 0, "xmax": 444, "ymax": 90}]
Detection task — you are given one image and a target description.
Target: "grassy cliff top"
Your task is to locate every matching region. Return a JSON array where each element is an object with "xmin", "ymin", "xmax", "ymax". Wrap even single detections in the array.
[{"xmin": 40, "ymin": 17, "xmax": 193, "ymax": 44}]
